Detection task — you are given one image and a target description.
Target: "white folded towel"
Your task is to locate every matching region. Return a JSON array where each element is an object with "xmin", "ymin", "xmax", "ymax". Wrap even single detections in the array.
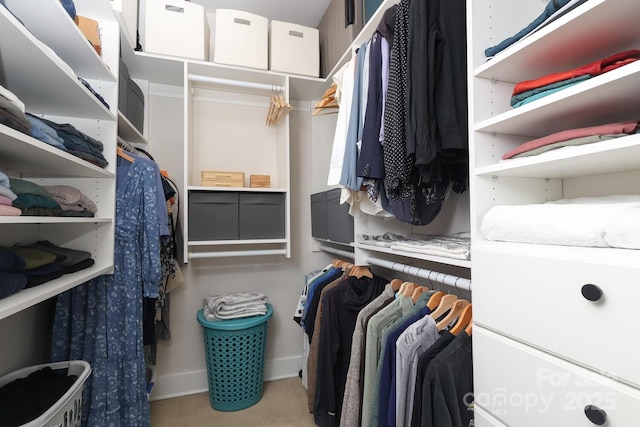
[
  {"xmin": 481, "ymin": 195, "xmax": 640, "ymax": 247},
  {"xmin": 603, "ymin": 206, "xmax": 640, "ymax": 249},
  {"xmin": 203, "ymin": 291, "xmax": 268, "ymax": 320}
]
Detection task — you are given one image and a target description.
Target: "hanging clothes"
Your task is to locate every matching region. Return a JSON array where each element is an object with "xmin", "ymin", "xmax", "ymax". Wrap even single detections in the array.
[
  {"xmin": 313, "ymin": 273, "xmax": 388, "ymax": 426},
  {"xmin": 51, "ymin": 156, "xmax": 164, "ymax": 426}
]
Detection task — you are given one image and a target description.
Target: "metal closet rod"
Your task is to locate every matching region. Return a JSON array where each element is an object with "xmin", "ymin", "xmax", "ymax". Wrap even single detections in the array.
[
  {"xmin": 188, "ymin": 74, "xmax": 285, "ymax": 92},
  {"xmin": 318, "ymin": 244, "xmax": 355, "ymax": 259},
  {"xmin": 189, "ymin": 249, "xmax": 287, "ymax": 259},
  {"xmin": 364, "ymin": 256, "xmax": 472, "ymax": 292}
]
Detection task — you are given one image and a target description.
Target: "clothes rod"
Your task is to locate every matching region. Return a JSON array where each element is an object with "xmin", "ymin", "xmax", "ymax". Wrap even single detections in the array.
[
  {"xmin": 318, "ymin": 244, "xmax": 355, "ymax": 259},
  {"xmin": 364, "ymin": 256, "xmax": 472, "ymax": 292},
  {"xmin": 188, "ymin": 74, "xmax": 285, "ymax": 92},
  {"xmin": 189, "ymin": 249, "xmax": 287, "ymax": 259}
]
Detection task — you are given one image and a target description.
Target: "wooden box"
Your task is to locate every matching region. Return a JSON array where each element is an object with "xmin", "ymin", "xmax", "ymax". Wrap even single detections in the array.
[
  {"xmin": 201, "ymin": 170, "xmax": 244, "ymax": 187},
  {"xmin": 250, "ymin": 175, "xmax": 271, "ymax": 188}
]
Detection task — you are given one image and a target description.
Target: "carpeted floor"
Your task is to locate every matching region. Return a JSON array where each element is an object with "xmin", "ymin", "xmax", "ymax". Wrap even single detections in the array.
[{"xmin": 150, "ymin": 377, "xmax": 316, "ymax": 426}]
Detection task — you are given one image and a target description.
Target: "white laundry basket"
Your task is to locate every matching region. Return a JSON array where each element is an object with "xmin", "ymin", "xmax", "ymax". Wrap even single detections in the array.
[{"xmin": 0, "ymin": 360, "xmax": 91, "ymax": 427}]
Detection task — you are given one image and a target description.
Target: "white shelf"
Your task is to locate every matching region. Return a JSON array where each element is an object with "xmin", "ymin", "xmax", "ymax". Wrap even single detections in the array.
[
  {"xmin": 476, "ymin": 133, "xmax": 640, "ymax": 179},
  {"xmin": 474, "ymin": 0, "xmax": 640, "ymax": 82},
  {"xmin": 0, "ymin": 124, "xmax": 114, "ymax": 178},
  {"xmin": 0, "ymin": 264, "xmax": 114, "ymax": 321},
  {"xmin": 188, "ymin": 239, "xmax": 288, "ymax": 246},
  {"xmin": 0, "ymin": 217, "xmax": 111, "ymax": 224},
  {"xmin": 313, "ymin": 238, "xmax": 354, "ymax": 248},
  {"xmin": 0, "ymin": 1, "xmax": 118, "ymax": 323},
  {"xmin": 4, "ymin": 0, "xmax": 117, "ymax": 82},
  {"xmin": 355, "ymin": 243, "xmax": 471, "ymax": 269},
  {"xmin": 188, "ymin": 186, "xmax": 287, "ymax": 193},
  {"xmin": 474, "ymin": 61, "xmax": 640, "ymax": 137},
  {"xmin": 473, "ymin": 241, "xmax": 640, "ymax": 267},
  {"xmin": 0, "ymin": 6, "xmax": 115, "ymax": 120},
  {"xmin": 118, "ymin": 111, "xmax": 147, "ymax": 145}
]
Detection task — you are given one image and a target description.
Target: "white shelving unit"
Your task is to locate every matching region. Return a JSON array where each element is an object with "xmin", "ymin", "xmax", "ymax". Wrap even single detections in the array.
[
  {"xmin": 117, "ymin": 110, "xmax": 148, "ymax": 146},
  {"xmin": 0, "ymin": 0, "xmax": 118, "ymax": 321},
  {"xmin": 469, "ymin": 0, "xmax": 640, "ymax": 424}
]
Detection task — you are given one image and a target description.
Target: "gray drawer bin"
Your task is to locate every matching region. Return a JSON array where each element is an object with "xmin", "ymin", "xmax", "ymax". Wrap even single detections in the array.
[
  {"xmin": 189, "ymin": 192, "xmax": 239, "ymax": 241},
  {"xmin": 311, "ymin": 192, "xmax": 328, "ymax": 240},
  {"xmin": 326, "ymin": 188, "xmax": 353, "ymax": 244},
  {"xmin": 118, "ymin": 58, "xmax": 128, "ymax": 115},
  {"xmin": 239, "ymin": 193, "xmax": 285, "ymax": 240},
  {"xmin": 127, "ymin": 79, "xmax": 145, "ymax": 133}
]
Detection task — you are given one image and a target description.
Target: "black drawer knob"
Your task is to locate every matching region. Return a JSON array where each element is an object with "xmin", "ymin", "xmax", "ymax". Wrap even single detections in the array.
[
  {"xmin": 584, "ymin": 404, "xmax": 607, "ymax": 425},
  {"xmin": 581, "ymin": 284, "xmax": 603, "ymax": 302}
]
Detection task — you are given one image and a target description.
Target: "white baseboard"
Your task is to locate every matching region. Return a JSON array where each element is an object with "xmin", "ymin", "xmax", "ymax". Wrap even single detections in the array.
[{"xmin": 150, "ymin": 356, "xmax": 302, "ymax": 401}]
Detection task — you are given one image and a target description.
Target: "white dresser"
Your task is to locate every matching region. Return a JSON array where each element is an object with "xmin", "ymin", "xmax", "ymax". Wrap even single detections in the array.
[{"xmin": 468, "ymin": 0, "xmax": 640, "ymax": 425}]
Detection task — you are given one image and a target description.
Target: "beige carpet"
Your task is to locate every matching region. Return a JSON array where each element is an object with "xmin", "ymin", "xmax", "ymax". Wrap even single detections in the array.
[{"xmin": 150, "ymin": 377, "xmax": 316, "ymax": 426}]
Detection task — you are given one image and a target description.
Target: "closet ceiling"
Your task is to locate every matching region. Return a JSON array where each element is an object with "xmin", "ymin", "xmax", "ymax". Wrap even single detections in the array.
[{"xmin": 191, "ymin": 0, "xmax": 332, "ymax": 28}]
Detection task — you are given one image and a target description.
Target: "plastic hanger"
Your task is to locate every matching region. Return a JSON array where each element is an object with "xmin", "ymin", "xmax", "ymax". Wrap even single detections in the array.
[
  {"xmin": 449, "ymin": 304, "xmax": 472, "ymax": 335},
  {"xmin": 426, "ymin": 291, "xmax": 445, "ymax": 312},
  {"xmin": 436, "ymin": 299, "xmax": 470, "ymax": 332},
  {"xmin": 429, "ymin": 293, "xmax": 458, "ymax": 319}
]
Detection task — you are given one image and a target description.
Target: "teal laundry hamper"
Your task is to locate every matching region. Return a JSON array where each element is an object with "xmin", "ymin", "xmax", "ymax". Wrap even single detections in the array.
[{"xmin": 197, "ymin": 304, "xmax": 273, "ymax": 411}]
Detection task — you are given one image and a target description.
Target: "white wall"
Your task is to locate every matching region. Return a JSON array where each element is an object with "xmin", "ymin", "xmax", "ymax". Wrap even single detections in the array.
[{"xmin": 146, "ymin": 87, "xmax": 331, "ymax": 399}]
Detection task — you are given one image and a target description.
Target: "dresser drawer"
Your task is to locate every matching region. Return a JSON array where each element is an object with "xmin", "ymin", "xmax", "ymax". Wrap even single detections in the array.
[
  {"xmin": 473, "ymin": 248, "xmax": 640, "ymax": 387},
  {"xmin": 474, "ymin": 327, "xmax": 640, "ymax": 426}
]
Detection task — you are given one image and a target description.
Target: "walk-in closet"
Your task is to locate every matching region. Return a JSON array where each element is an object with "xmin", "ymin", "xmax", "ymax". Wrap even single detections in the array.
[{"xmin": 0, "ymin": 0, "xmax": 638, "ymax": 426}]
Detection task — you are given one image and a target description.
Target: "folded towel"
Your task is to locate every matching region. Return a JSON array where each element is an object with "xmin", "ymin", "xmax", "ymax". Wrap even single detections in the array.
[
  {"xmin": 481, "ymin": 196, "xmax": 640, "ymax": 247},
  {"xmin": 203, "ymin": 291, "xmax": 268, "ymax": 320},
  {"xmin": 603, "ymin": 207, "xmax": 640, "ymax": 249}
]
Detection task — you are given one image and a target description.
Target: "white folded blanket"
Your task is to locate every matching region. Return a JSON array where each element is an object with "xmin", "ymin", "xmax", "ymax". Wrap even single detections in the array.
[
  {"xmin": 203, "ymin": 291, "xmax": 268, "ymax": 320},
  {"xmin": 481, "ymin": 195, "xmax": 640, "ymax": 247}
]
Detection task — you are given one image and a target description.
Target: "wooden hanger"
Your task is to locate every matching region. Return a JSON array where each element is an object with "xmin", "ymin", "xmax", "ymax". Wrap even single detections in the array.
[
  {"xmin": 429, "ymin": 294, "xmax": 458, "ymax": 319},
  {"xmin": 410, "ymin": 285, "xmax": 430, "ymax": 303},
  {"xmin": 465, "ymin": 322, "xmax": 472, "ymax": 336},
  {"xmin": 426, "ymin": 291, "xmax": 445, "ymax": 312},
  {"xmin": 355, "ymin": 266, "xmax": 373, "ymax": 279},
  {"xmin": 449, "ymin": 304, "xmax": 472, "ymax": 335},
  {"xmin": 436, "ymin": 299, "xmax": 470, "ymax": 332},
  {"xmin": 401, "ymin": 282, "xmax": 416, "ymax": 297},
  {"xmin": 389, "ymin": 278, "xmax": 403, "ymax": 292},
  {"xmin": 117, "ymin": 146, "xmax": 135, "ymax": 163}
]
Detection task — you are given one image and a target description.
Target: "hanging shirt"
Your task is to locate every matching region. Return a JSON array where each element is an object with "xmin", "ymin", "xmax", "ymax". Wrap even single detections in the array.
[
  {"xmin": 328, "ymin": 59, "xmax": 356, "ymax": 186},
  {"xmin": 340, "ymin": 284, "xmax": 396, "ymax": 427},
  {"xmin": 314, "ymin": 274, "xmax": 388, "ymax": 427}
]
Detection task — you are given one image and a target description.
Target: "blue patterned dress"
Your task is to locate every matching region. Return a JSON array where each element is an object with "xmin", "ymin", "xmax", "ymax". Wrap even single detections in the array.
[{"xmin": 52, "ymin": 157, "xmax": 162, "ymax": 426}]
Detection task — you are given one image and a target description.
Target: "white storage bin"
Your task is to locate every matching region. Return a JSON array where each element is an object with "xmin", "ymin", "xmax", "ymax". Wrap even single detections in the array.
[
  {"xmin": 269, "ymin": 20, "xmax": 319, "ymax": 77},
  {"xmin": 213, "ymin": 9, "xmax": 268, "ymax": 70},
  {"xmin": 144, "ymin": 0, "xmax": 209, "ymax": 61},
  {"xmin": 0, "ymin": 360, "xmax": 91, "ymax": 427},
  {"xmin": 110, "ymin": 0, "xmax": 138, "ymax": 49}
]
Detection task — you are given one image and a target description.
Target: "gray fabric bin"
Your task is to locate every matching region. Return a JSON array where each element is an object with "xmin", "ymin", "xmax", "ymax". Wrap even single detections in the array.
[
  {"xmin": 326, "ymin": 188, "xmax": 353, "ymax": 243},
  {"xmin": 127, "ymin": 79, "xmax": 145, "ymax": 133},
  {"xmin": 239, "ymin": 193, "xmax": 285, "ymax": 240},
  {"xmin": 189, "ymin": 192, "xmax": 239, "ymax": 241},
  {"xmin": 311, "ymin": 192, "xmax": 328, "ymax": 240},
  {"xmin": 119, "ymin": 58, "xmax": 128, "ymax": 115}
]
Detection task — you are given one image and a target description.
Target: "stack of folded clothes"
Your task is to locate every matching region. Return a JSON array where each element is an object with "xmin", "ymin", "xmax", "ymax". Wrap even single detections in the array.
[
  {"xmin": 26, "ymin": 116, "xmax": 108, "ymax": 168},
  {"xmin": 9, "ymin": 178, "xmax": 61, "ymax": 217},
  {"xmin": 0, "ymin": 84, "xmax": 30, "ymax": 136},
  {"xmin": 43, "ymin": 185, "xmax": 97, "ymax": 217},
  {"xmin": 0, "ymin": 241, "xmax": 94, "ymax": 299},
  {"xmin": 510, "ymin": 49, "xmax": 640, "ymax": 108},
  {"xmin": 0, "ymin": 170, "xmax": 20, "ymax": 217},
  {"xmin": 203, "ymin": 291, "xmax": 269, "ymax": 320}
]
